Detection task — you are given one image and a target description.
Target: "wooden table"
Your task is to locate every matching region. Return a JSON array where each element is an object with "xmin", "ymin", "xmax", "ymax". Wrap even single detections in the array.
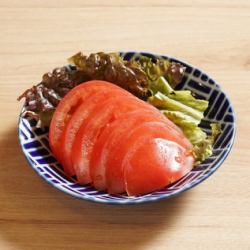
[{"xmin": 0, "ymin": 1, "xmax": 249, "ymax": 249}]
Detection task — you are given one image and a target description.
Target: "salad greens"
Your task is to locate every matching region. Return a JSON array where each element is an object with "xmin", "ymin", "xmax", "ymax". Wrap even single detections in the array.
[
  {"xmin": 193, "ymin": 123, "xmax": 221, "ymax": 164},
  {"xmin": 68, "ymin": 52, "xmax": 149, "ymax": 98},
  {"xmin": 148, "ymin": 76, "xmax": 220, "ymax": 164},
  {"xmin": 138, "ymin": 56, "xmax": 185, "ymax": 88},
  {"xmin": 18, "ymin": 51, "xmax": 220, "ymax": 164},
  {"xmin": 18, "ymin": 52, "xmax": 185, "ymax": 125},
  {"xmin": 68, "ymin": 52, "xmax": 185, "ymax": 99}
]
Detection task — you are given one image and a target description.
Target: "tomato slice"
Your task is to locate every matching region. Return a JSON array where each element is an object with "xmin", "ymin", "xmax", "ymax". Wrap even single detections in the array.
[
  {"xmin": 60, "ymin": 89, "xmax": 131, "ymax": 173},
  {"xmin": 123, "ymin": 122, "xmax": 194, "ymax": 196},
  {"xmin": 49, "ymin": 80, "xmax": 130, "ymax": 175},
  {"xmin": 72, "ymin": 96, "xmax": 148, "ymax": 185},
  {"xmin": 103, "ymin": 114, "xmax": 190, "ymax": 194},
  {"xmin": 90, "ymin": 109, "xmax": 181, "ymax": 193}
]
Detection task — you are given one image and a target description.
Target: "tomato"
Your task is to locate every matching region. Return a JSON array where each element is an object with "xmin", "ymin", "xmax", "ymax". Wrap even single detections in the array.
[
  {"xmin": 60, "ymin": 89, "xmax": 131, "ymax": 174},
  {"xmin": 122, "ymin": 122, "xmax": 194, "ymax": 196},
  {"xmin": 49, "ymin": 80, "xmax": 130, "ymax": 175},
  {"xmin": 72, "ymin": 96, "xmax": 148, "ymax": 185},
  {"xmin": 90, "ymin": 109, "xmax": 182, "ymax": 193},
  {"xmin": 103, "ymin": 115, "xmax": 190, "ymax": 194},
  {"xmin": 49, "ymin": 79, "xmax": 194, "ymax": 196}
]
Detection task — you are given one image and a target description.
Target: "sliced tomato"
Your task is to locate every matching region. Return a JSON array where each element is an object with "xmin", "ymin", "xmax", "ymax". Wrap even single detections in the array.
[
  {"xmin": 60, "ymin": 89, "xmax": 131, "ymax": 173},
  {"xmin": 49, "ymin": 80, "xmax": 131, "ymax": 175},
  {"xmin": 72, "ymin": 96, "xmax": 148, "ymax": 185},
  {"xmin": 122, "ymin": 122, "xmax": 194, "ymax": 196},
  {"xmin": 90, "ymin": 109, "xmax": 180, "ymax": 194},
  {"xmin": 104, "ymin": 114, "xmax": 191, "ymax": 194}
]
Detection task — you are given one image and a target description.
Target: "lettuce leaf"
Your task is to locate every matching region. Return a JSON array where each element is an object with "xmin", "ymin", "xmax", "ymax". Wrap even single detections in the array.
[
  {"xmin": 138, "ymin": 56, "xmax": 185, "ymax": 88},
  {"xmin": 21, "ymin": 110, "xmax": 54, "ymax": 127},
  {"xmin": 148, "ymin": 76, "xmax": 220, "ymax": 165},
  {"xmin": 193, "ymin": 123, "xmax": 221, "ymax": 164},
  {"xmin": 149, "ymin": 77, "xmax": 208, "ymax": 111},
  {"xmin": 161, "ymin": 110, "xmax": 200, "ymax": 129},
  {"xmin": 149, "ymin": 91, "xmax": 204, "ymax": 121},
  {"xmin": 68, "ymin": 52, "xmax": 150, "ymax": 99}
]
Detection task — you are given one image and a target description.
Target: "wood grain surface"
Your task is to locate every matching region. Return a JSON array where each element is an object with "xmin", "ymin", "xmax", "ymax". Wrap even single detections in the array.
[{"xmin": 0, "ymin": 1, "xmax": 250, "ymax": 249}]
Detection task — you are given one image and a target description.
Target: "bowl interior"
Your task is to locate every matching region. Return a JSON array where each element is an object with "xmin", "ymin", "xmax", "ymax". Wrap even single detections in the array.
[{"xmin": 18, "ymin": 52, "xmax": 236, "ymax": 204}]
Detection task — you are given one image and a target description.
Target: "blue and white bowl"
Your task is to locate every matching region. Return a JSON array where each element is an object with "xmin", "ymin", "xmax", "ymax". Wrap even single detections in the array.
[{"xmin": 18, "ymin": 52, "xmax": 236, "ymax": 205}]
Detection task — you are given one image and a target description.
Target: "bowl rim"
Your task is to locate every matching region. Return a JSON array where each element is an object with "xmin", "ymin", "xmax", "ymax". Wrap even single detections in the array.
[{"xmin": 18, "ymin": 51, "xmax": 236, "ymax": 205}]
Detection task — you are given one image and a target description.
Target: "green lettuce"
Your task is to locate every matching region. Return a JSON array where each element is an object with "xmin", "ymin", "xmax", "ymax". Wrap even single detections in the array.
[
  {"xmin": 149, "ymin": 91, "xmax": 204, "ymax": 121},
  {"xmin": 148, "ymin": 76, "xmax": 220, "ymax": 164},
  {"xmin": 149, "ymin": 77, "xmax": 208, "ymax": 111},
  {"xmin": 193, "ymin": 123, "xmax": 221, "ymax": 164},
  {"xmin": 138, "ymin": 56, "xmax": 185, "ymax": 88}
]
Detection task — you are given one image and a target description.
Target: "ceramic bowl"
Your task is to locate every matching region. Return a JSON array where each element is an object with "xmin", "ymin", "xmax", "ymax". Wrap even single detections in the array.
[{"xmin": 18, "ymin": 51, "xmax": 236, "ymax": 204}]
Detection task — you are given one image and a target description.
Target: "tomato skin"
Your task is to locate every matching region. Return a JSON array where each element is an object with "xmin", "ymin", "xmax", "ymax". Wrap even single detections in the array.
[
  {"xmin": 105, "ymin": 119, "xmax": 192, "ymax": 194},
  {"xmin": 121, "ymin": 122, "xmax": 194, "ymax": 196},
  {"xmin": 90, "ymin": 109, "xmax": 179, "ymax": 194},
  {"xmin": 49, "ymin": 80, "xmax": 129, "ymax": 175},
  {"xmin": 72, "ymin": 95, "xmax": 147, "ymax": 185},
  {"xmin": 60, "ymin": 89, "xmax": 131, "ymax": 174}
]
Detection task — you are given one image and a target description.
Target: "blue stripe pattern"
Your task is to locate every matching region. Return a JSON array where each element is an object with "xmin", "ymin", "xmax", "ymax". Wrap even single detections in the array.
[{"xmin": 18, "ymin": 51, "xmax": 236, "ymax": 204}]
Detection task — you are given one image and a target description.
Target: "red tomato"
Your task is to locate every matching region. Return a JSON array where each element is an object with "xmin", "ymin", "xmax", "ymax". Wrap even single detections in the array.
[
  {"xmin": 90, "ymin": 109, "xmax": 183, "ymax": 193},
  {"xmin": 122, "ymin": 122, "xmax": 194, "ymax": 196},
  {"xmin": 71, "ymin": 96, "xmax": 148, "ymax": 185},
  {"xmin": 60, "ymin": 89, "xmax": 131, "ymax": 173},
  {"xmin": 98, "ymin": 113, "xmax": 191, "ymax": 194},
  {"xmin": 49, "ymin": 80, "xmax": 129, "ymax": 175},
  {"xmin": 49, "ymin": 79, "xmax": 194, "ymax": 196}
]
